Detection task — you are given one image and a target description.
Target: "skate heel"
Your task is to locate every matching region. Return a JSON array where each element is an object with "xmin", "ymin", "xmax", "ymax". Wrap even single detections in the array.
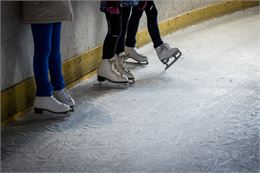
[
  {"xmin": 34, "ymin": 108, "xmax": 43, "ymax": 114},
  {"xmin": 97, "ymin": 76, "xmax": 106, "ymax": 82}
]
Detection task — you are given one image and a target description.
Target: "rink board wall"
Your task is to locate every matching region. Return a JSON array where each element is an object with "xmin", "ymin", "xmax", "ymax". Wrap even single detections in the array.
[{"xmin": 1, "ymin": 1, "xmax": 259, "ymax": 122}]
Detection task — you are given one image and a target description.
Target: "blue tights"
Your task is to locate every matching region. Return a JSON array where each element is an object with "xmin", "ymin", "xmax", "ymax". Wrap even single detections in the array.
[{"xmin": 31, "ymin": 22, "xmax": 65, "ymax": 96}]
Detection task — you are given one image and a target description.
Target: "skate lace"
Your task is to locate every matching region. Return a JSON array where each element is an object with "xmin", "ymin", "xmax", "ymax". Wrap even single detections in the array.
[
  {"xmin": 50, "ymin": 95, "xmax": 64, "ymax": 106},
  {"xmin": 118, "ymin": 56, "xmax": 130, "ymax": 73},
  {"xmin": 111, "ymin": 61, "xmax": 123, "ymax": 77},
  {"xmin": 61, "ymin": 89, "xmax": 73, "ymax": 103}
]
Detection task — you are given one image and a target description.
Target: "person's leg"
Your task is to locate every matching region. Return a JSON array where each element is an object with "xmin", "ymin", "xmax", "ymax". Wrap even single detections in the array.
[
  {"xmin": 31, "ymin": 23, "xmax": 71, "ymax": 113},
  {"xmin": 48, "ymin": 22, "xmax": 75, "ymax": 108},
  {"xmin": 145, "ymin": 1, "xmax": 163, "ymax": 48},
  {"xmin": 115, "ymin": 6, "xmax": 131, "ymax": 55},
  {"xmin": 124, "ymin": 5, "xmax": 148, "ymax": 64},
  {"xmin": 102, "ymin": 12, "xmax": 122, "ymax": 59},
  {"xmin": 31, "ymin": 24, "xmax": 53, "ymax": 96},
  {"xmin": 48, "ymin": 22, "xmax": 64, "ymax": 91},
  {"xmin": 113, "ymin": 7, "xmax": 135, "ymax": 82},
  {"xmin": 145, "ymin": 1, "xmax": 182, "ymax": 70},
  {"xmin": 125, "ymin": 6, "xmax": 144, "ymax": 48},
  {"xmin": 98, "ymin": 11, "xmax": 128, "ymax": 83}
]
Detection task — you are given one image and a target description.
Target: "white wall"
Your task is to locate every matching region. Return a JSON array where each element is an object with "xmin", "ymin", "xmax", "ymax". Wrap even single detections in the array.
[{"xmin": 1, "ymin": 0, "xmax": 224, "ymax": 91}]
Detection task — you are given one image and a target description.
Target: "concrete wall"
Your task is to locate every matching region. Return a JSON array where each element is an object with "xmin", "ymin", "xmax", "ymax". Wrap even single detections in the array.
[{"xmin": 1, "ymin": 0, "xmax": 225, "ymax": 91}]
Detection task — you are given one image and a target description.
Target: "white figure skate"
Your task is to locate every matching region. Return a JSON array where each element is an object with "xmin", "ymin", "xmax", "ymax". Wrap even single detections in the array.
[
  {"xmin": 125, "ymin": 46, "xmax": 148, "ymax": 65},
  {"xmin": 114, "ymin": 53, "xmax": 135, "ymax": 84},
  {"xmin": 34, "ymin": 96, "xmax": 71, "ymax": 115},
  {"xmin": 97, "ymin": 59, "xmax": 129, "ymax": 84},
  {"xmin": 54, "ymin": 89, "xmax": 75, "ymax": 111},
  {"xmin": 155, "ymin": 43, "xmax": 182, "ymax": 70}
]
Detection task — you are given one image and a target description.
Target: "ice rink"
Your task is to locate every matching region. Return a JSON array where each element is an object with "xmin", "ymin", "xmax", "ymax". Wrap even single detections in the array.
[{"xmin": 1, "ymin": 7, "xmax": 259, "ymax": 172}]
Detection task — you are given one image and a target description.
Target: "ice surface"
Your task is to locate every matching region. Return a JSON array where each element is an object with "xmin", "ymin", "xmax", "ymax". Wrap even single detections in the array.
[{"xmin": 1, "ymin": 7, "xmax": 259, "ymax": 172}]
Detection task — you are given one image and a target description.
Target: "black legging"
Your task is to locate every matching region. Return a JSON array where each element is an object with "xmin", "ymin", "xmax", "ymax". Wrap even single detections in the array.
[
  {"xmin": 115, "ymin": 7, "xmax": 131, "ymax": 55},
  {"xmin": 102, "ymin": 11, "xmax": 122, "ymax": 59},
  {"xmin": 103, "ymin": 7, "xmax": 132, "ymax": 59},
  {"xmin": 126, "ymin": 1, "xmax": 163, "ymax": 49}
]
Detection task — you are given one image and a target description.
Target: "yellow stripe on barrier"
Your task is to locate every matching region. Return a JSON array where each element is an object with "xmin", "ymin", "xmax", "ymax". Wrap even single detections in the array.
[{"xmin": 136, "ymin": 1, "xmax": 259, "ymax": 47}]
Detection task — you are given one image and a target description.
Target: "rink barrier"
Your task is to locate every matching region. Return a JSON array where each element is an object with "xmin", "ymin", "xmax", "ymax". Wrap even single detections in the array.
[
  {"xmin": 136, "ymin": 0, "xmax": 260, "ymax": 47},
  {"xmin": 1, "ymin": 0, "xmax": 259, "ymax": 125}
]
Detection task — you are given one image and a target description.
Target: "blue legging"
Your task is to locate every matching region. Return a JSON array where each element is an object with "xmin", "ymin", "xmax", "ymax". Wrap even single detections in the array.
[{"xmin": 31, "ymin": 22, "xmax": 65, "ymax": 96}]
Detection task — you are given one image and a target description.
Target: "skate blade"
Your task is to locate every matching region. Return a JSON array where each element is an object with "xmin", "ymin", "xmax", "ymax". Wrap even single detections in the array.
[
  {"xmin": 163, "ymin": 50, "xmax": 182, "ymax": 70},
  {"xmin": 125, "ymin": 57, "xmax": 149, "ymax": 65},
  {"xmin": 126, "ymin": 60, "xmax": 149, "ymax": 65},
  {"xmin": 94, "ymin": 81, "xmax": 129, "ymax": 89},
  {"xmin": 98, "ymin": 76, "xmax": 128, "ymax": 84},
  {"xmin": 34, "ymin": 108, "xmax": 71, "ymax": 117}
]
